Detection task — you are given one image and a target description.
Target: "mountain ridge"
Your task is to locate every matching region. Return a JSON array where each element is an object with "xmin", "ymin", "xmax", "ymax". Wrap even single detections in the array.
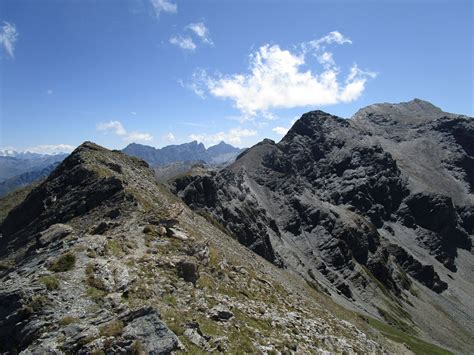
[
  {"xmin": 173, "ymin": 99, "xmax": 474, "ymax": 353},
  {"xmin": 0, "ymin": 141, "xmax": 420, "ymax": 354}
]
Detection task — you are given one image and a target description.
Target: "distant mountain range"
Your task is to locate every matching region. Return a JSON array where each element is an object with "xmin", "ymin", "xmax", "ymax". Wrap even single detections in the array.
[
  {"xmin": 122, "ymin": 141, "xmax": 244, "ymax": 167},
  {"xmin": 0, "ymin": 162, "xmax": 61, "ymax": 197},
  {"xmin": 0, "ymin": 154, "xmax": 67, "ymax": 182},
  {"xmin": 0, "ymin": 150, "xmax": 67, "ymax": 160}
]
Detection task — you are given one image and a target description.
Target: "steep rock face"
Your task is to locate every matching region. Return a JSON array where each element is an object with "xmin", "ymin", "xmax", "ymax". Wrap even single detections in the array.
[
  {"xmin": 174, "ymin": 101, "xmax": 474, "ymax": 353},
  {"xmin": 0, "ymin": 142, "xmax": 406, "ymax": 354}
]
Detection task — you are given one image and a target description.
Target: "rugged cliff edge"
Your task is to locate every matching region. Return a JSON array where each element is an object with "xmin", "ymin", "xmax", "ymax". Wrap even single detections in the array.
[
  {"xmin": 173, "ymin": 99, "xmax": 474, "ymax": 353},
  {"xmin": 0, "ymin": 142, "xmax": 425, "ymax": 354}
]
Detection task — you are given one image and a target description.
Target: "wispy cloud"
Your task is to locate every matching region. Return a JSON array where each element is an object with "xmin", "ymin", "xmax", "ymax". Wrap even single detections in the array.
[
  {"xmin": 150, "ymin": 0, "xmax": 177, "ymax": 17},
  {"xmin": 177, "ymin": 121, "xmax": 213, "ymax": 128},
  {"xmin": 186, "ymin": 22, "xmax": 213, "ymax": 45},
  {"xmin": 190, "ymin": 127, "xmax": 257, "ymax": 146},
  {"xmin": 185, "ymin": 31, "xmax": 375, "ymax": 120},
  {"xmin": 304, "ymin": 31, "xmax": 352, "ymax": 51},
  {"xmin": 97, "ymin": 120, "xmax": 153, "ymax": 143},
  {"xmin": 170, "ymin": 35, "xmax": 196, "ymax": 51},
  {"xmin": 0, "ymin": 21, "xmax": 18, "ymax": 58},
  {"xmin": 171, "ymin": 21, "xmax": 213, "ymax": 52},
  {"xmin": 162, "ymin": 132, "xmax": 176, "ymax": 143}
]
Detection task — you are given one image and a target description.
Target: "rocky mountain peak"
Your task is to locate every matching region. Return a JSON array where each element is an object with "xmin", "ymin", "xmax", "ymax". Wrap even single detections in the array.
[
  {"xmin": 206, "ymin": 141, "xmax": 240, "ymax": 155},
  {"xmin": 0, "ymin": 141, "xmax": 158, "ymax": 257},
  {"xmin": 352, "ymin": 98, "xmax": 456, "ymax": 127},
  {"xmin": 284, "ymin": 110, "xmax": 349, "ymax": 139}
]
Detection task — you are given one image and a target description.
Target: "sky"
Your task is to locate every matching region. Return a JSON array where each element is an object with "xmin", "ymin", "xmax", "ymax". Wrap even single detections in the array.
[{"xmin": 0, "ymin": 0, "xmax": 472, "ymax": 153}]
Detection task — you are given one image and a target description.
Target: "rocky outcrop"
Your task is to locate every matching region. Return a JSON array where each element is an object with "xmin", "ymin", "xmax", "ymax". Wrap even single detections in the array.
[{"xmin": 173, "ymin": 100, "xmax": 474, "ymax": 353}]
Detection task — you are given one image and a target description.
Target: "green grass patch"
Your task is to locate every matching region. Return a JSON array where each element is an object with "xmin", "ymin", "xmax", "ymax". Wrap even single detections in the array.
[
  {"xmin": 59, "ymin": 316, "xmax": 79, "ymax": 326},
  {"xmin": 367, "ymin": 316, "xmax": 452, "ymax": 355},
  {"xmin": 99, "ymin": 320, "xmax": 124, "ymax": 337},
  {"xmin": 39, "ymin": 275, "xmax": 60, "ymax": 290},
  {"xmin": 105, "ymin": 239, "xmax": 124, "ymax": 256},
  {"xmin": 163, "ymin": 294, "xmax": 177, "ymax": 306},
  {"xmin": 86, "ymin": 286, "xmax": 107, "ymax": 302},
  {"xmin": 48, "ymin": 252, "xmax": 76, "ymax": 272}
]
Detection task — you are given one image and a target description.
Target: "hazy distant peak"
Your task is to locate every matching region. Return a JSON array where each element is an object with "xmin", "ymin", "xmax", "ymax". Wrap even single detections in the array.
[{"xmin": 122, "ymin": 140, "xmax": 243, "ymax": 167}]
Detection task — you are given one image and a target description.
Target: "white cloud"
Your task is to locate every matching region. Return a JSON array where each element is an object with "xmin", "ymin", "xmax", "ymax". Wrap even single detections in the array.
[
  {"xmin": 317, "ymin": 51, "xmax": 334, "ymax": 68},
  {"xmin": 187, "ymin": 31, "xmax": 375, "ymax": 119},
  {"xmin": 28, "ymin": 144, "xmax": 75, "ymax": 154},
  {"xmin": 186, "ymin": 22, "xmax": 213, "ymax": 45},
  {"xmin": 178, "ymin": 69, "xmax": 208, "ymax": 97},
  {"xmin": 130, "ymin": 111, "xmax": 137, "ymax": 115},
  {"xmin": 163, "ymin": 132, "xmax": 176, "ymax": 142},
  {"xmin": 97, "ymin": 120, "xmax": 153, "ymax": 143},
  {"xmin": 0, "ymin": 22, "xmax": 18, "ymax": 58},
  {"xmin": 125, "ymin": 131, "xmax": 153, "ymax": 143},
  {"xmin": 150, "ymin": 0, "xmax": 177, "ymax": 17},
  {"xmin": 305, "ymin": 31, "xmax": 352, "ymax": 51},
  {"xmin": 272, "ymin": 126, "xmax": 290, "ymax": 136},
  {"xmin": 97, "ymin": 120, "xmax": 127, "ymax": 136},
  {"xmin": 171, "ymin": 21, "xmax": 213, "ymax": 52},
  {"xmin": 170, "ymin": 35, "xmax": 196, "ymax": 51},
  {"xmin": 190, "ymin": 127, "xmax": 257, "ymax": 146}
]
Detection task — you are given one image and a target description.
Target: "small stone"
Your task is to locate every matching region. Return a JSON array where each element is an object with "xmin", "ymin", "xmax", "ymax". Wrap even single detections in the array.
[
  {"xmin": 168, "ymin": 228, "xmax": 188, "ymax": 240},
  {"xmin": 209, "ymin": 305, "xmax": 234, "ymax": 321},
  {"xmin": 177, "ymin": 259, "xmax": 199, "ymax": 284},
  {"xmin": 92, "ymin": 222, "xmax": 108, "ymax": 235}
]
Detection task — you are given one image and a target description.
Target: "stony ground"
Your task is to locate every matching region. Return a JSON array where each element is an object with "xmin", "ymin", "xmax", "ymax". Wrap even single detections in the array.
[{"xmin": 0, "ymin": 142, "xmax": 425, "ymax": 354}]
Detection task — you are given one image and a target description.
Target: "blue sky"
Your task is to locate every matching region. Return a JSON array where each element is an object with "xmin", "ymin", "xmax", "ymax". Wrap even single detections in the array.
[{"xmin": 0, "ymin": 0, "xmax": 472, "ymax": 153}]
